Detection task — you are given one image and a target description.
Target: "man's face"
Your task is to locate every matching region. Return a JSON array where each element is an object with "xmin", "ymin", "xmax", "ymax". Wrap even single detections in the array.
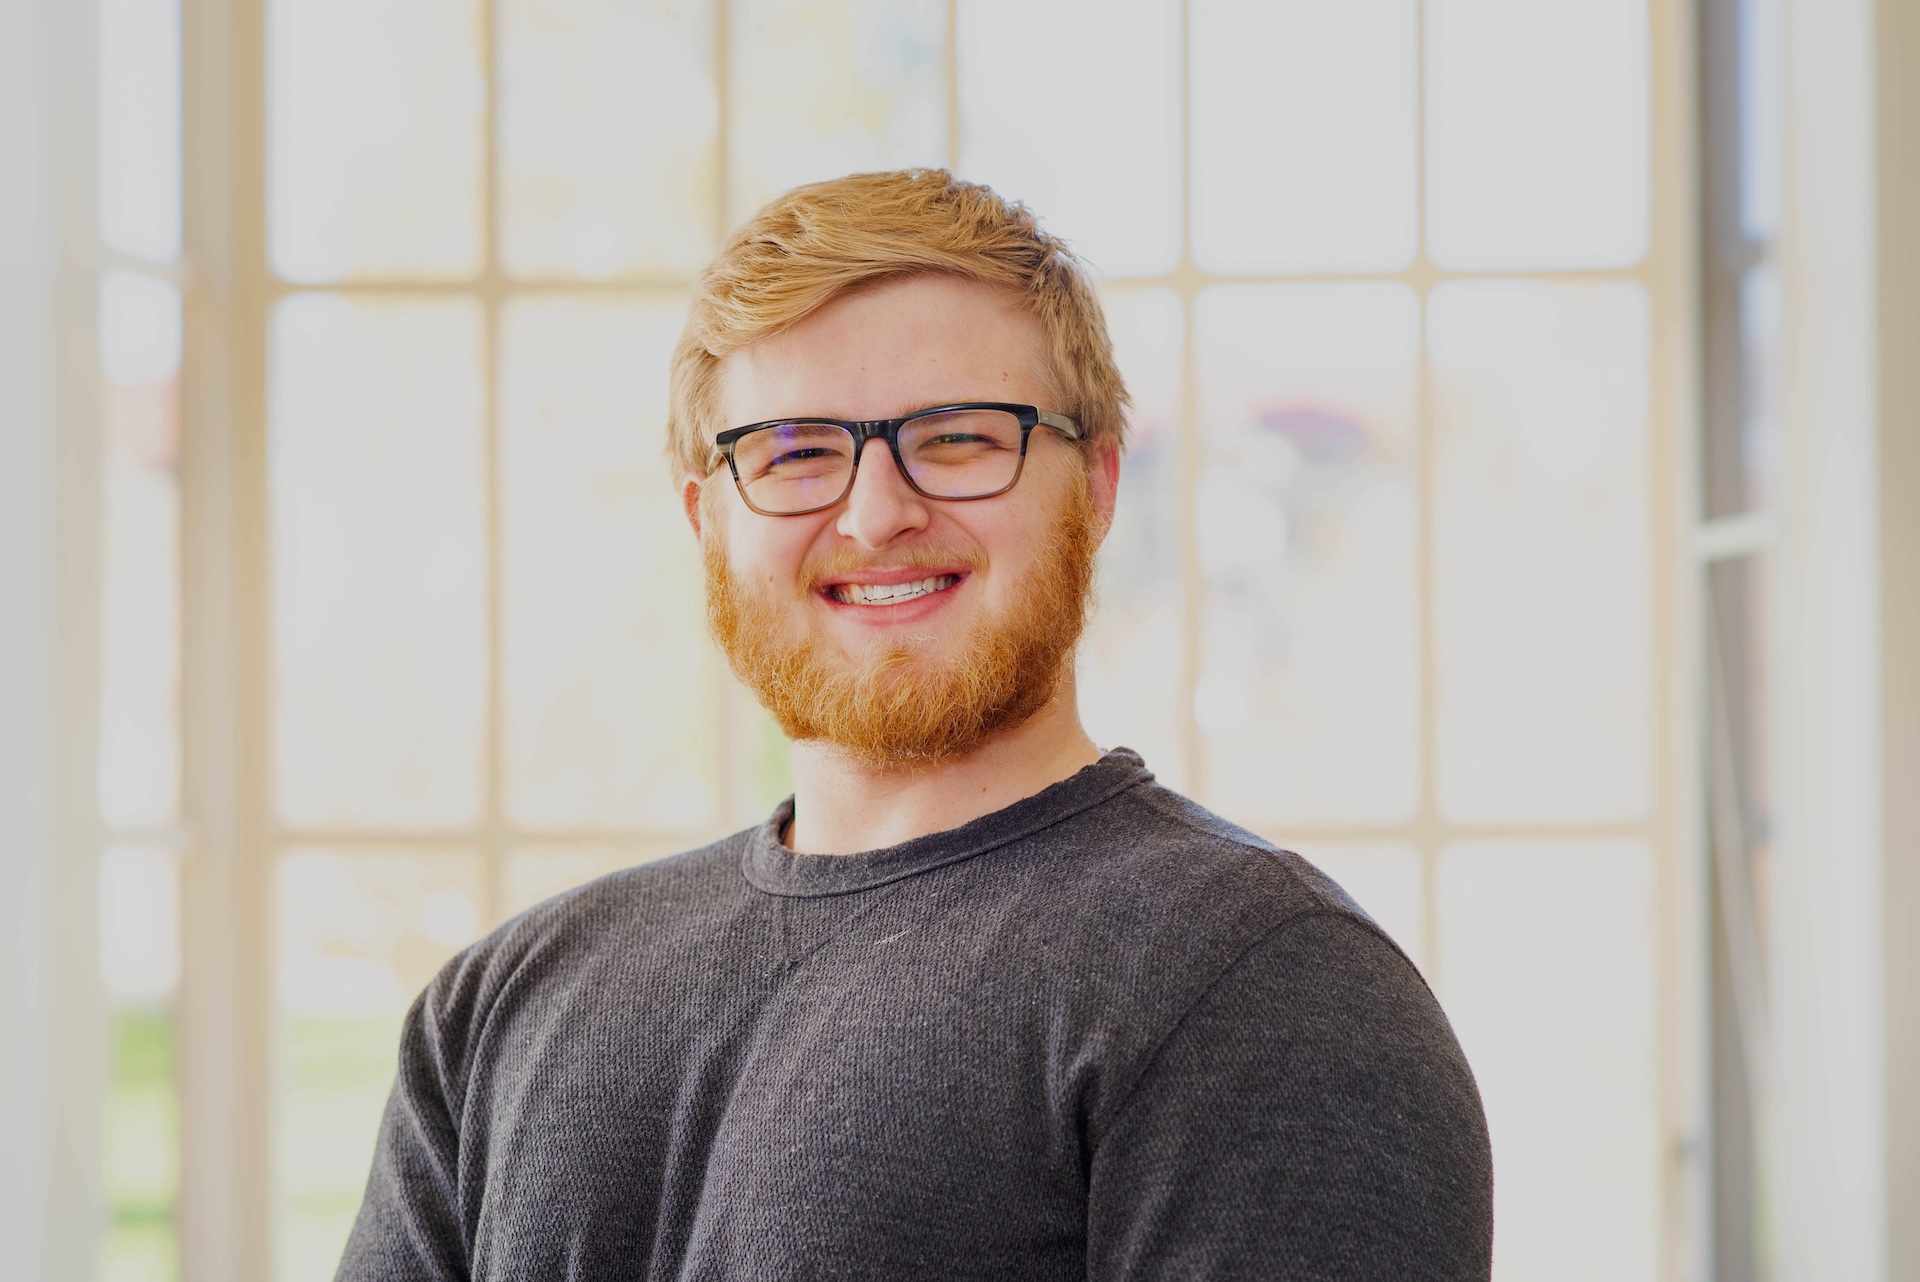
[{"xmin": 687, "ymin": 272, "xmax": 1120, "ymax": 765}]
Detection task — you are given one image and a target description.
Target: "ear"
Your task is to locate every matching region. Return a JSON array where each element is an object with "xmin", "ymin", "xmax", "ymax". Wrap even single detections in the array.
[
  {"xmin": 681, "ymin": 474, "xmax": 707, "ymax": 541},
  {"xmin": 1086, "ymin": 440, "xmax": 1122, "ymax": 545}
]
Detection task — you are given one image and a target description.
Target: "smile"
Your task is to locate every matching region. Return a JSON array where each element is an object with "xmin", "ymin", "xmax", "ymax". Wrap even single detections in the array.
[{"xmin": 827, "ymin": 575, "xmax": 962, "ymax": 606}]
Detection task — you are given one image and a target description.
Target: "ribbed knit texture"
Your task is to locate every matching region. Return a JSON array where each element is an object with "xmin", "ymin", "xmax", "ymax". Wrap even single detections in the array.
[{"xmin": 336, "ymin": 750, "xmax": 1493, "ymax": 1281}]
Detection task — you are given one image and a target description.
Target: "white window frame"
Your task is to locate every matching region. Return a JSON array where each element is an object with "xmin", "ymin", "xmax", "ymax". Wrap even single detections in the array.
[{"xmin": 153, "ymin": 1, "xmax": 1756, "ymax": 1279}]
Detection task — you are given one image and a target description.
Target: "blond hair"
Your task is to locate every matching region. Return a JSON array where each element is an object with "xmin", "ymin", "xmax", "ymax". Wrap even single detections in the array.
[{"xmin": 667, "ymin": 169, "xmax": 1129, "ymax": 479}]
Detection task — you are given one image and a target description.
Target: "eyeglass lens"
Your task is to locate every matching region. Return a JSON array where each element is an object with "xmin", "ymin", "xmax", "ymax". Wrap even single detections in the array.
[{"xmin": 732, "ymin": 409, "xmax": 1025, "ymax": 513}]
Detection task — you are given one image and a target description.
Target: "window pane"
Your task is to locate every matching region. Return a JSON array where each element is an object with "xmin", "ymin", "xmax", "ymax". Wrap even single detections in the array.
[
  {"xmin": 1194, "ymin": 284, "xmax": 1420, "ymax": 824},
  {"xmin": 499, "ymin": 0, "xmax": 718, "ymax": 278},
  {"xmin": 98, "ymin": 0, "xmax": 182, "ymax": 261},
  {"xmin": 958, "ymin": 0, "xmax": 1180, "ymax": 277},
  {"xmin": 1704, "ymin": 262, "xmax": 1780, "ymax": 519},
  {"xmin": 269, "ymin": 0, "xmax": 486, "ymax": 281},
  {"xmin": 500, "ymin": 298, "xmax": 721, "ymax": 831},
  {"xmin": 1294, "ymin": 842, "xmax": 1425, "ymax": 970},
  {"xmin": 1436, "ymin": 840, "xmax": 1659, "ymax": 1282},
  {"xmin": 1192, "ymin": 0, "xmax": 1417, "ymax": 273},
  {"xmin": 726, "ymin": 687, "xmax": 795, "ymax": 827},
  {"xmin": 270, "ymin": 296, "xmax": 488, "ymax": 829},
  {"xmin": 1430, "ymin": 281, "xmax": 1651, "ymax": 823},
  {"xmin": 1425, "ymin": 0, "xmax": 1650, "ymax": 269},
  {"xmin": 1706, "ymin": 553, "xmax": 1772, "ymax": 924},
  {"xmin": 1736, "ymin": 0, "xmax": 1785, "ymax": 242},
  {"xmin": 1705, "ymin": 552, "xmax": 1773, "ymax": 1277},
  {"xmin": 99, "ymin": 271, "xmax": 182, "ymax": 829},
  {"xmin": 274, "ymin": 848, "xmax": 485, "ymax": 1282},
  {"xmin": 101, "ymin": 1008, "xmax": 180, "ymax": 1282},
  {"xmin": 728, "ymin": 0, "xmax": 945, "ymax": 222},
  {"xmin": 98, "ymin": 845, "xmax": 180, "ymax": 1282},
  {"xmin": 100, "ymin": 845, "xmax": 182, "ymax": 1005},
  {"xmin": 1077, "ymin": 288, "xmax": 1186, "ymax": 789}
]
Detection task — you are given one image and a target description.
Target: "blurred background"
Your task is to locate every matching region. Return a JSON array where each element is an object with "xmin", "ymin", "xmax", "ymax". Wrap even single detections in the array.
[{"xmin": 2, "ymin": 0, "xmax": 1915, "ymax": 1279}]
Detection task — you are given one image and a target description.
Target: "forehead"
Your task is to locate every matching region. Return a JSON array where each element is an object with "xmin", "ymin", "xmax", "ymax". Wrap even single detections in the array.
[{"xmin": 718, "ymin": 273, "xmax": 1052, "ymax": 426}]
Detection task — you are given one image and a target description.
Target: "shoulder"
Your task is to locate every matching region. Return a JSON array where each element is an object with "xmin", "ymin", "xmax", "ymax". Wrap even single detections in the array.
[
  {"xmin": 1116, "ymin": 783, "xmax": 1359, "ymax": 897},
  {"xmin": 986, "ymin": 778, "xmax": 1437, "ymax": 1077},
  {"xmin": 410, "ymin": 833, "xmax": 752, "ymax": 1048},
  {"xmin": 1042, "ymin": 778, "xmax": 1396, "ymax": 961},
  {"xmin": 1088, "ymin": 907, "xmax": 1493, "ymax": 1278},
  {"xmin": 496, "ymin": 834, "xmax": 748, "ymax": 956}
]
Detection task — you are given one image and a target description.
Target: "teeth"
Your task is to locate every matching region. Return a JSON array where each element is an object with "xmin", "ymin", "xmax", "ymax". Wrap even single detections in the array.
[{"xmin": 831, "ymin": 575, "xmax": 959, "ymax": 605}]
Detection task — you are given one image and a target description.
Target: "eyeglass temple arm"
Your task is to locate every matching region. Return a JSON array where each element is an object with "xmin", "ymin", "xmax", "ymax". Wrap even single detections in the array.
[{"xmin": 1036, "ymin": 410, "xmax": 1082, "ymax": 440}]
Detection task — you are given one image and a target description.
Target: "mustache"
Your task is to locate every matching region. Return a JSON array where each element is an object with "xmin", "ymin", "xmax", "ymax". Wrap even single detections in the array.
[{"xmin": 800, "ymin": 544, "xmax": 983, "ymax": 590}]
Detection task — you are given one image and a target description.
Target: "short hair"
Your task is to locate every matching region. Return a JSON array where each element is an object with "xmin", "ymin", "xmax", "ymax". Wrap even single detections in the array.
[{"xmin": 666, "ymin": 168, "xmax": 1129, "ymax": 480}]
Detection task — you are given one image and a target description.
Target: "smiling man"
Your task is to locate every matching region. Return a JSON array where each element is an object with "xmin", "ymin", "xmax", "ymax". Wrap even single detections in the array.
[{"xmin": 337, "ymin": 170, "xmax": 1494, "ymax": 1282}]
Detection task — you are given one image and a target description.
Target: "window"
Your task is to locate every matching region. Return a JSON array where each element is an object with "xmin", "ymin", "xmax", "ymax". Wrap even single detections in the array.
[
  {"xmin": 96, "ymin": 0, "xmax": 187, "ymax": 1277},
  {"xmin": 1699, "ymin": 0, "xmax": 1783, "ymax": 1274},
  {"xmin": 149, "ymin": 2, "xmax": 1694, "ymax": 1277}
]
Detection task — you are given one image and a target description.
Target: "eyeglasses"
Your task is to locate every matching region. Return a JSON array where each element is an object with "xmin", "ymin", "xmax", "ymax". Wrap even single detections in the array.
[{"xmin": 711, "ymin": 402, "xmax": 1083, "ymax": 517}]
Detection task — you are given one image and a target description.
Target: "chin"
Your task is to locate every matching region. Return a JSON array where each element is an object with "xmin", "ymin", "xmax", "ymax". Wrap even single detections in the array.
[{"xmin": 820, "ymin": 628, "xmax": 957, "ymax": 671}]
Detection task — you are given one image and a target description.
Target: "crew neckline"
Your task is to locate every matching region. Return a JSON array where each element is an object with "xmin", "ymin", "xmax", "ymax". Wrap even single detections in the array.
[{"xmin": 740, "ymin": 748, "xmax": 1154, "ymax": 898}]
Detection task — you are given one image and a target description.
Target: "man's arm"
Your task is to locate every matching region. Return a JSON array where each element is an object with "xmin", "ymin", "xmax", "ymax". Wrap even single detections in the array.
[
  {"xmin": 1087, "ymin": 912, "xmax": 1494, "ymax": 1281},
  {"xmin": 334, "ymin": 979, "xmax": 472, "ymax": 1282}
]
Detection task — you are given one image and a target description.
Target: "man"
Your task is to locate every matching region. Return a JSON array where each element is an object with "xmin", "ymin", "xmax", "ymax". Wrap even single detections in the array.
[{"xmin": 338, "ymin": 170, "xmax": 1493, "ymax": 1281}]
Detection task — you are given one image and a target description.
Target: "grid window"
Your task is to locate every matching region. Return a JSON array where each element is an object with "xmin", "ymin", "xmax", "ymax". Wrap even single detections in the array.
[{"xmin": 176, "ymin": 2, "xmax": 1690, "ymax": 1276}]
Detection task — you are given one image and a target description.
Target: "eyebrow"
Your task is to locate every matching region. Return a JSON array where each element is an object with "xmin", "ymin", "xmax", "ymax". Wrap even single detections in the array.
[{"xmin": 794, "ymin": 399, "xmax": 1012, "ymax": 422}]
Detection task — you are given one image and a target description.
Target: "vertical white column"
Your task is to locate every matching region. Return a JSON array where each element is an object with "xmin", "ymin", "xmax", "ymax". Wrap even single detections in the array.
[
  {"xmin": 0, "ymin": 0, "xmax": 103, "ymax": 1277},
  {"xmin": 0, "ymin": 1, "xmax": 64, "ymax": 1272},
  {"xmin": 1772, "ymin": 0, "xmax": 1885, "ymax": 1276}
]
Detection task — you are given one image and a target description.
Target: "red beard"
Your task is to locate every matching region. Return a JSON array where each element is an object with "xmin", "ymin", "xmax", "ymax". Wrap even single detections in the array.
[{"xmin": 703, "ymin": 479, "xmax": 1099, "ymax": 767}]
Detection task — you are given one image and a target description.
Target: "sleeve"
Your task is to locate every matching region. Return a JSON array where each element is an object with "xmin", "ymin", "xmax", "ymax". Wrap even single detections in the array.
[
  {"xmin": 1085, "ymin": 913, "xmax": 1494, "ymax": 1282},
  {"xmin": 333, "ymin": 974, "xmax": 473, "ymax": 1282}
]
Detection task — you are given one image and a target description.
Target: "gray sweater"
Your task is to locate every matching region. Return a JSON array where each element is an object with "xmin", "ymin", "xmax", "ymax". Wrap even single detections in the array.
[{"xmin": 337, "ymin": 750, "xmax": 1492, "ymax": 1280}]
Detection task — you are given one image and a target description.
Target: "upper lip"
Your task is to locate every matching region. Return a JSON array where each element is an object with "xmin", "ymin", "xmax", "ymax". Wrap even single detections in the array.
[{"xmin": 814, "ymin": 566, "xmax": 971, "ymax": 590}]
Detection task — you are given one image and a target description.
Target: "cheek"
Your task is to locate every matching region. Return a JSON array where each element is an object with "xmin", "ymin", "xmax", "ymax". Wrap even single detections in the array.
[
  {"xmin": 996, "ymin": 538, "xmax": 1051, "ymax": 596},
  {"xmin": 960, "ymin": 510, "xmax": 1052, "ymax": 599},
  {"xmin": 725, "ymin": 514, "xmax": 826, "ymax": 593}
]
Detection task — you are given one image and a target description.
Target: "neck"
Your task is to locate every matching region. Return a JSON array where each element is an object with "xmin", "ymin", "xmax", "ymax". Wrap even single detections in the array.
[{"xmin": 783, "ymin": 668, "xmax": 1103, "ymax": 855}]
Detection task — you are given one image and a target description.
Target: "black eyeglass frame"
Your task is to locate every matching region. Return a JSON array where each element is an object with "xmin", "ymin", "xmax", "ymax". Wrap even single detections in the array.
[{"xmin": 710, "ymin": 402, "xmax": 1084, "ymax": 517}]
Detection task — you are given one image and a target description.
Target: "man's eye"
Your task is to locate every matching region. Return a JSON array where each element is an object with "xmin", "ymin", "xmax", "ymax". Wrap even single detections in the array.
[
  {"xmin": 924, "ymin": 433, "xmax": 995, "ymax": 448},
  {"xmin": 762, "ymin": 446, "xmax": 844, "ymax": 473},
  {"xmin": 773, "ymin": 447, "xmax": 830, "ymax": 463}
]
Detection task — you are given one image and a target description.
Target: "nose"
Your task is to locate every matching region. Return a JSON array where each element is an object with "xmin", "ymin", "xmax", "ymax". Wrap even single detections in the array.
[{"xmin": 835, "ymin": 435, "xmax": 931, "ymax": 549}]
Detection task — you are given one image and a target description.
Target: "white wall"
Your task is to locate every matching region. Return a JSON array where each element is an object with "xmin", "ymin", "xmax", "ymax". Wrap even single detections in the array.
[{"xmin": 1770, "ymin": 0, "xmax": 1900, "ymax": 1277}]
